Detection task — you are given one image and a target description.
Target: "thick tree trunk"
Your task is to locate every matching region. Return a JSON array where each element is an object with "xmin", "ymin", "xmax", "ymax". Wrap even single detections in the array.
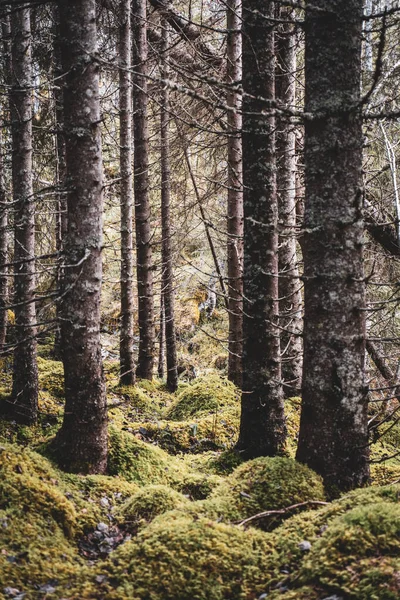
[
  {"xmin": 236, "ymin": 0, "xmax": 286, "ymax": 458},
  {"xmin": 52, "ymin": 4, "xmax": 67, "ymax": 360},
  {"xmin": 226, "ymin": 0, "xmax": 243, "ymax": 389},
  {"xmin": 53, "ymin": 0, "xmax": 108, "ymax": 474},
  {"xmin": 119, "ymin": 0, "xmax": 135, "ymax": 386},
  {"xmin": 132, "ymin": 0, "xmax": 155, "ymax": 380},
  {"xmin": 9, "ymin": 6, "xmax": 38, "ymax": 424},
  {"xmin": 296, "ymin": 0, "xmax": 369, "ymax": 496},
  {"xmin": 160, "ymin": 20, "xmax": 178, "ymax": 392},
  {"xmin": 276, "ymin": 9, "xmax": 303, "ymax": 397}
]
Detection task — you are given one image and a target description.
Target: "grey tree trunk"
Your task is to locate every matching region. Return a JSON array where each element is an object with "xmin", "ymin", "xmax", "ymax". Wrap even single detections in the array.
[
  {"xmin": 53, "ymin": 0, "xmax": 108, "ymax": 474},
  {"xmin": 119, "ymin": 0, "xmax": 135, "ymax": 386},
  {"xmin": 276, "ymin": 8, "xmax": 303, "ymax": 397},
  {"xmin": 236, "ymin": 0, "xmax": 286, "ymax": 458},
  {"xmin": 52, "ymin": 4, "xmax": 67, "ymax": 360},
  {"xmin": 9, "ymin": 6, "xmax": 38, "ymax": 425},
  {"xmin": 226, "ymin": 0, "xmax": 244, "ymax": 389},
  {"xmin": 132, "ymin": 0, "xmax": 155, "ymax": 380},
  {"xmin": 0, "ymin": 16, "xmax": 11, "ymax": 353},
  {"xmin": 160, "ymin": 20, "xmax": 178, "ymax": 392},
  {"xmin": 296, "ymin": 0, "xmax": 369, "ymax": 496},
  {"xmin": 157, "ymin": 294, "xmax": 165, "ymax": 379}
]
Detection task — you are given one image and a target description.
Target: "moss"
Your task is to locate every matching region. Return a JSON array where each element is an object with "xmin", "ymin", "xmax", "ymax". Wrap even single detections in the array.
[
  {"xmin": 37, "ymin": 356, "xmax": 65, "ymax": 399},
  {"xmin": 295, "ymin": 503, "xmax": 400, "ymax": 599},
  {"xmin": 168, "ymin": 373, "xmax": 239, "ymax": 421},
  {"xmin": 116, "ymin": 485, "xmax": 190, "ymax": 531},
  {"xmin": 108, "ymin": 427, "xmax": 185, "ymax": 486},
  {"xmin": 0, "ymin": 444, "xmax": 90, "ymax": 593},
  {"xmin": 207, "ymin": 456, "xmax": 325, "ymax": 530},
  {"xmin": 124, "ymin": 406, "xmax": 240, "ymax": 455},
  {"xmin": 174, "ymin": 471, "xmax": 224, "ymax": 500},
  {"xmin": 87, "ymin": 512, "xmax": 276, "ymax": 600}
]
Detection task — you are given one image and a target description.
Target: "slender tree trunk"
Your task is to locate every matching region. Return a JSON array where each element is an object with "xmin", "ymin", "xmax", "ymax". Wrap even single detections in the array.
[
  {"xmin": 226, "ymin": 0, "xmax": 243, "ymax": 389},
  {"xmin": 132, "ymin": 0, "xmax": 155, "ymax": 380},
  {"xmin": 236, "ymin": 0, "xmax": 286, "ymax": 458},
  {"xmin": 296, "ymin": 0, "xmax": 369, "ymax": 496},
  {"xmin": 276, "ymin": 8, "xmax": 303, "ymax": 397},
  {"xmin": 52, "ymin": 4, "xmax": 67, "ymax": 360},
  {"xmin": 9, "ymin": 6, "xmax": 38, "ymax": 424},
  {"xmin": 0, "ymin": 15, "xmax": 11, "ymax": 354},
  {"xmin": 157, "ymin": 293, "xmax": 165, "ymax": 379},
  {"xmin": 0, "ymin": 126, "xmax": 7, "ymax": 352},
  {"xmin": 160, "ymin": 19, "xmax": 178, "ymax": 392},
  {"xmin": 119, "ymin": 0, "xmax": 135, "ymax": 385},
  {"xmin": 53, "ymin": 0, "xmax": 108, "ymax": 474}
]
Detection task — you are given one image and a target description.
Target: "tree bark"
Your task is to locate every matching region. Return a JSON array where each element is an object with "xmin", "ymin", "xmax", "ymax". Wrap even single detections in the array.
[
  {"xmin": 9, "ymin": 6, "xmax": 38, "ymax": 425},
  {"xmin": 132, "ymin": 0, "xmax": 155, "ymax": 380},
  {"xmin": 296, "ymin": 0, "xmax": 369, "ymax": 496},
  {"xmin": 226, "ymin": 0, "xmax": 244, "ymax": 389},
  {"xmin": 119, "ymin": 0, "xmax": 135, "ymax": 386},
  {"xmin": 160, "ymin": 19, "xmax": 178, "ymax": 392},
  {"xmin": 236, "ymin": 0, "xmax": 286, "ymax": 458},
  {"xmin": 276, "ymin": 8, "xmax": 303, "ymax": 397},
  {"xmin": 0, "ymin": 15, "xmax": 11, "ymax": 353},
  {"xmin": 52, "ymin": 4, "xmax": 67, "ymax": 360},
  {"xmin": 157, "ymin": 293, "xmax": 165, "ymax": 379},
  {"xmin": 53, "ymin": 0, "xmax": 108, "ymax": 474}
]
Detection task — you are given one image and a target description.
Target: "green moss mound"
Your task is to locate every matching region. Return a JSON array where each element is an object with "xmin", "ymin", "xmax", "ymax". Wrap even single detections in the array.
[
  {"xmin": 117, "ymin": 485, "xmax": 190, "ymax": 531},
  {"xmin": 295, "ymin": 502, "xmax": 400, "ymax": 599},
  {"xmin": 90, "ymin": 512, "xmax": 275, "ymax": 600},
  {"xmin": 207, "ymin": 456, "xmax": 325, "ymax": 530},
  {"xmin": 37, "ymin": 356, "xmax": 65, "ymax": 399},
  {"xmin": 0, "ymin": 444, "xmax": 89, "ymax": 592},
  {"xmin": 168, "ymin": 373, "xmax": 239, "ymax": 421}
]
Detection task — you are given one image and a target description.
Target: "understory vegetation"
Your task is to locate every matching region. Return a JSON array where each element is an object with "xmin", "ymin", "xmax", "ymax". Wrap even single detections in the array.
[{"xmin": 0, "ymin": 344, "xmax": 399, "ymax": 599}]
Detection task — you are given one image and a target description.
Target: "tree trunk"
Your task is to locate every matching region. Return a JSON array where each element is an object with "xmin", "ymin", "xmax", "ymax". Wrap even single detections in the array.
[
  {"xmin": 276, "ymin": 8, "xmax": 303, "ymax": 397},
  {"xmin": 132, "ymin": 0, "xmax": 155, "ymax": 380},
  {"xmin": 9, "ymin": 6, "xmax": 38, "ymax": 425},
  {"xmin": 160, "ymin": 19, "xmax": 178, "ymax": 393},
  {"xmin": 53, "ymin": 0, "xmax": 108, "ymax": 474},
  {"xmin": 119, "ymin": 0, "xmax": 135, "ymax": 386},
  {"xmin": 296, "ymin": 0, "xmax": 369, "ymax": 496},
  {"xmin": 52, "ymin": 4, "xmax": 67, "ymax": 360},
  {"xmin": 0, "ymin": 15, "xmax": 11, "ymax": 353},
  {"xmin": 226, "ymin": 0, "xmax": 243, "ymax": 389},
  {"xmin": 236, "ymin": 0, "xmax": 286, "ymax": 458},
  {"xmin": 157, "ymin": 293, "xmax": 165, "ymax": 379}
]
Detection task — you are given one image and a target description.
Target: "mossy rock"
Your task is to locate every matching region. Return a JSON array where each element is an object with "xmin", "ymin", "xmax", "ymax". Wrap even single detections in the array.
[
  {"xmin": 168, "ymin": 373, "xmax": 239, "ymax": 421},
  {"xmin": 116, "ymin": 485, "xmax": 190, "ymax": 531},
  {"xmin": 88, "ymin": 512, "xmax": 276, "ymax": 600},
  {"xmin": 207, "ymin": 456, "xmax": 325, "ymax": 530},
  {"xmin": 174, "ymin": 471, "xmax": 224, "ymax": 500},
  {"xmin": 296, "ymin": 503, "xmax": 400, "ymax": 599}
]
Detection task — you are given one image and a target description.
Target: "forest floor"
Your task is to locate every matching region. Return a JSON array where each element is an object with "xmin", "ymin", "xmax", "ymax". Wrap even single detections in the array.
[{"xmin": 0, "ymin": 338, "xmax": 400, "ymax": 599}]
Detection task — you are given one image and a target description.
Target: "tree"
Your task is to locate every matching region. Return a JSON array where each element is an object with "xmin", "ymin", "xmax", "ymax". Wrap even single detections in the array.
[
  {"xmin": 276, "ymin": 7, "xmax": 303, "ymax": 397},
  {"xmin": 160, "ymin": 19, "xmax": 178, "ymax": 392},
  {"xmin": 52, "ymin": 0, "xmax": 108, "ymax": 473},
  {"xmin": 118, "ymin": 0, "xmax": 135, "ymax": 385},
  {"xmin": 226, "ymin": 0, "xmax": 244, "ymax": 388},
  {"xmin": 236, "ymin": 0, "xmax": 286, "ymax": 458},
  {"xmin": 9, "ymin": 5, "xmax": 38, "ymax": 424},
  {"xmin": 132, "ymin": 0, "xmax": 155, "ymax": 380},
  {"xmin": 296, "ymin": 0, "xmax": 369, "ymax": 495}
]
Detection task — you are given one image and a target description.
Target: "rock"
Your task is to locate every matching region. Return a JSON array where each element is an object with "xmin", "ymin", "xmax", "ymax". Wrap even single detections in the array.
[
  {"xmin": 3, "ymin": 589, "xmax": 22, "ymax": 598},
  {"xmin": 298, "ymin": 540, "xmax": 312, "ymax": 552},
  {"xmin": 96, "ymin": 522, "xmax": 109, "ymax": 533},
  {"xmin": 100, "ymin": 496, "xmax": 110, "ymax": 508}
]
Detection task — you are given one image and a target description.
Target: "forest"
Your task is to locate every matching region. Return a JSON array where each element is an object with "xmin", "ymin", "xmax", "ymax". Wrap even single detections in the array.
[{"xmin": 0, "ymin": 0, "xmax": 400, "ymax": 598}]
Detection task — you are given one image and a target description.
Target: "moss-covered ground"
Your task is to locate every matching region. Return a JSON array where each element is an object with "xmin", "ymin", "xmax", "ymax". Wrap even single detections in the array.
[{"xmin": 0, "ymin": 349, "xmax": 399, "ymax": 598}]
